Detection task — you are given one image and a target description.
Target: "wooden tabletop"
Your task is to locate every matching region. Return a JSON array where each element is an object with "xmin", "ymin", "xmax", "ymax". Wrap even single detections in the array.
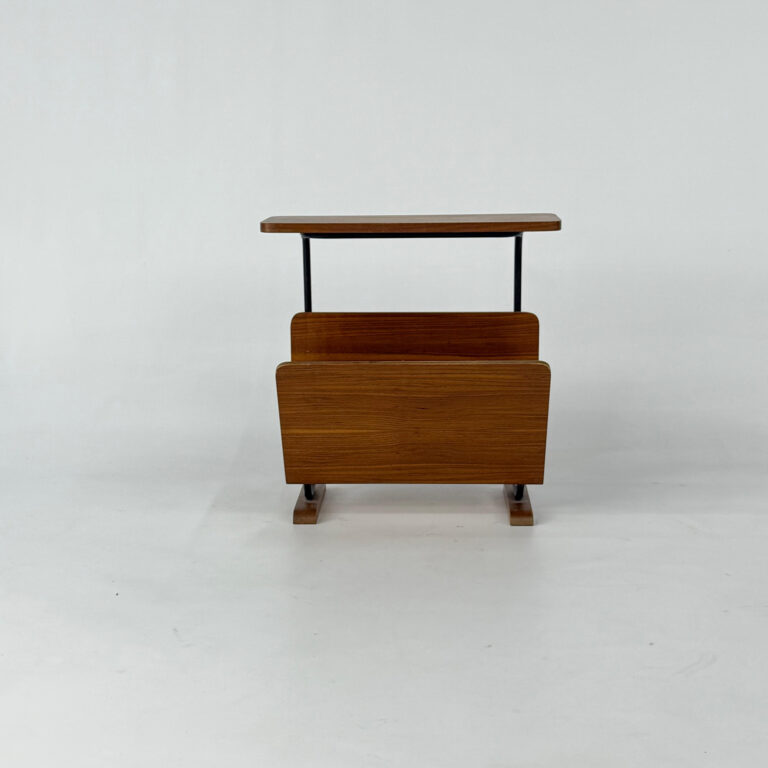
[{"xmin": 260, "ymin": 213, "xmax": 561, "ymax": 235}]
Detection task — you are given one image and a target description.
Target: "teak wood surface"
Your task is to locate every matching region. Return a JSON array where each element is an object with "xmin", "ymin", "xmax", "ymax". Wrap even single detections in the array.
[
  {"xmin": 292, "ymin": 484, "xmax": 326, "ymax": 524},
  {"xmin": 260, "ymin": 213, "xmax": 561, "ymax": 234},
  {"xmin": 504, "ymin": 484, "xmax": 534, "ymax": 526},
  {"xmin": 290, "ymin": 312, "xmax": 540, "ymax": 361},
  {"xmin": 276, "ymin": 361, "xmax": 550, "ymax": 484}
]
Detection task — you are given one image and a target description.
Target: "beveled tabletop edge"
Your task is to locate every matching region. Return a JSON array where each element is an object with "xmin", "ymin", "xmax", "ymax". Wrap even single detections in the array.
[{"xmin": 260, "ymin": 213, "xmax": 561, "ymax": 234}]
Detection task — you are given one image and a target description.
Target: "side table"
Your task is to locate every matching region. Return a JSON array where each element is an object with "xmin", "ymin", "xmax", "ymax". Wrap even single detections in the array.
[{"xmin": 261, "ymin": 214, "xmax": 562, "ymax": 524}]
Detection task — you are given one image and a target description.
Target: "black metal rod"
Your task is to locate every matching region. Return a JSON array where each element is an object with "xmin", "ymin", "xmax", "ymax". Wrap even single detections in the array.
[
  {"xmin": 514, "ymin": 234, "xmax": 522, "ymax": 311},
  {"xmin": 304, "ymin": 232, "xmax": 521, "ymax": 240},
  {"xmin": 513, "ymin": 237, "xmax": 524, "ymax": 500},
  {"xmin": 301, "ymin": 237, "xmax": 313, "ymax": 501},
  {"xmin": 302, "ymin": 236, "xmax": 312, "ymax": 312}
]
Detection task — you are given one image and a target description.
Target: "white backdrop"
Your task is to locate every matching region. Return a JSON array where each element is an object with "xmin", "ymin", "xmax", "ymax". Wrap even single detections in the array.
[
  {"xmin": 3, "ymin": 0, "xmax": 766, "ymax": 497},
  {"xmin": 2, "ymin": 2, "xmax": 768, "ymax": 764}
]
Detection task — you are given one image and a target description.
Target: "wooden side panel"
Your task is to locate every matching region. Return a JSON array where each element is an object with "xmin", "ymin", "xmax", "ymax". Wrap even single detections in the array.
[
  {"xmin": 290, "ymin": 312, "xmax": 539, "ymax": 361},
  {"xmin": 276, "ymin": 361, "xmax": 550, "ymax": 484}
]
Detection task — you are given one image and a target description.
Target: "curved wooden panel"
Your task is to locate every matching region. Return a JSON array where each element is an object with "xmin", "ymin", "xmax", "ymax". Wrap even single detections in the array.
[
  {"xmin": 276, "ymin": 361, "xmax": 550, "ymax": 484},
  {"xmin": 291, "ymin": 312, "xmax": 539, "ymax": 361}
]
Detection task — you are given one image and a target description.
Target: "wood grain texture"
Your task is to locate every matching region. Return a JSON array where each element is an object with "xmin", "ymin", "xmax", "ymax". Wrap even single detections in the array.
[
  {"xmin": 291, "ymin": 312, "xmax": 539, "ymax": 362},
  {"xmin": 261, "ymin": 213, "xmax": 561, "ymax": 234},
  {"xmin": 504, "ymin": 484, "xmax": 534, "ymax": 526},
  {"xmin": 276, "ymin": 361, "xmax": 550, "ymax": 484},
  {"xmin": 292, "ymin": 484, "xmax": 326, "ymax": 524}
]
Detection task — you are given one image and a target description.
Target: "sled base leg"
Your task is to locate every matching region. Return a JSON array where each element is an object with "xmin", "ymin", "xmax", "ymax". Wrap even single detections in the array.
[
  {"xmin": 503, "ymin": 484, "xmax": 534, "ymax": 526},
  {"xmin": 293, "ymin": 484, "xmax": 326, "ymax": 524}
]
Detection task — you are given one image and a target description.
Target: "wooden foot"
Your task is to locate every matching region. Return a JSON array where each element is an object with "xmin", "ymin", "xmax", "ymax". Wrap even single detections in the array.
[
  {"xmin": 293, "ymin": 484, "xmax": 326, "ymax": 524},
  {"xmin": 503, "ymin": 484, "xmax": 534, "ymax": 526}
]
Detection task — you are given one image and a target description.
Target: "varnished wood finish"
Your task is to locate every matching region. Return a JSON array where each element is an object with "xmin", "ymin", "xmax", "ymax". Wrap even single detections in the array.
[
  {"xmin": 293, "ymin": 484, "xmax": 326, "ymax": 524},
  {"xmin": 504, "ymin": 484, "xmax": 534, "ymax": 526},
  {"xmin": 261, "ymin": 213, "xmax": 561, "ymax": 235},
  {"xmin": 291, "ymin": 312, "xmax": 539, "ymax": 362},
  {"xmin": 276, "ymin": 361, "xmax": 550, "ymax": 484}
]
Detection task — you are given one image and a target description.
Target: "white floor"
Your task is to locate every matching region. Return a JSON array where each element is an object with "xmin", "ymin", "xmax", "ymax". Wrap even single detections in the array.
[{"xmin": 2, "ymin": 469, "xmax": 767, "ymax": 767}]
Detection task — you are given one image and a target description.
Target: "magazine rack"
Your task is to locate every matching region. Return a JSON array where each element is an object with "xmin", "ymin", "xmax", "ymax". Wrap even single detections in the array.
[{"xmin": 260, "ymin": 214, "xmax": 562, "ymax": 525}]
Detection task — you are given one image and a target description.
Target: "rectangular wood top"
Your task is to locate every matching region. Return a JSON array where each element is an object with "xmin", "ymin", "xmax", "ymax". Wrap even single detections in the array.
[{"xmin": 260, "ymin": 213, "xmax": 561, "ymax": 235}]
